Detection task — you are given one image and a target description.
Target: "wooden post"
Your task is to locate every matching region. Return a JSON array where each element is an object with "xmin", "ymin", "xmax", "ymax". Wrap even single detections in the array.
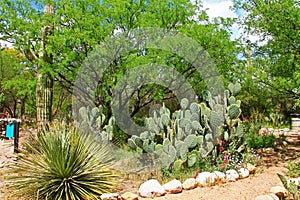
[{"xmin": 14, "ymin": 121, "xmax": 20, "ymax": 153}]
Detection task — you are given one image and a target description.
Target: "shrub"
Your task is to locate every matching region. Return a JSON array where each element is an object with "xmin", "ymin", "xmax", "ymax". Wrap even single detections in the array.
[
  {"xmin": 246, "ymin": 132, "xmax": 277, "ymax": 149},
  {"xmin": 7, "ymin": 124, "xmax": 117, "ymax": 200}
]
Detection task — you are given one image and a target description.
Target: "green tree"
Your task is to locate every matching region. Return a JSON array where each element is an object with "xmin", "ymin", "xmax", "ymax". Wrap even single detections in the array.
[
  {"xmin": 0, "ymin": 0, "xmax": 242, "ymax": 126},
  {"xmin": 0, "ymin": 48, "xmax": 35, "ymax": 119},
  {"xmin": 234, "ymin": 0, "xmax": 300, "ymax": 114}
]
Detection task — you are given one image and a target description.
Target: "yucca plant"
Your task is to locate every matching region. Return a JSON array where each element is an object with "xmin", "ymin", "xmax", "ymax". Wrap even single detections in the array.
[{"xmin": 6, "ymin": 124, "xmax": 118, "ymax": 200}]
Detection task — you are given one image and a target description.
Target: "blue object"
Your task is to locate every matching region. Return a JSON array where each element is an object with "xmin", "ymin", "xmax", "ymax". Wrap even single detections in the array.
[{"xmin": 6, "ymin": 122, "xmax": 15, "ymax": 138}]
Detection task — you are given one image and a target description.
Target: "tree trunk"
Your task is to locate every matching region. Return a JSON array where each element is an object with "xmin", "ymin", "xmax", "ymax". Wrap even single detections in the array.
[
  {"xmin": 36, "ymin": 3, "xmax": 54, "ymax": 126},
  {"xmin": 20, "ymin": 98, "xmax": 26, "ymax": 121}
]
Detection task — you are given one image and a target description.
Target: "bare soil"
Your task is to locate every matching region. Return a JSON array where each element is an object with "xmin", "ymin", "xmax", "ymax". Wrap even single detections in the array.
[{"xmin": 0, "ymin": 130, "xmax": 299, "ymax": 200}]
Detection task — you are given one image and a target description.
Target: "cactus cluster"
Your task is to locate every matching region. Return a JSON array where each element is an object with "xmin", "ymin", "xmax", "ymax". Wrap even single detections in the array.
[
  {"xmin": 75, "ymin": 106, "xmax": 115, "ymax": 140},
  {"xmin": 127, "ymin": 83, "xmax": 245, "ymax": 170}
]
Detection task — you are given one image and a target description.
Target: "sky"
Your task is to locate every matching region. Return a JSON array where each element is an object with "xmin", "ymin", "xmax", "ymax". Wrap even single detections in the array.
[
  {"xmin": 203, "ymin": 0, "xmax": 237, "ymax": 19},
  {"xmin": 202, "ymin": 0, "xmax": 243, "ymax": 40},
  {"xmin": 0, "ymin": 0, "xmax": 242, "ymax": 48}
]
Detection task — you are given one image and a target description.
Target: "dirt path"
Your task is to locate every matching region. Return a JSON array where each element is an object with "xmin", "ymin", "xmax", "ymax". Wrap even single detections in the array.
[{"xmin": 0, "ymin": 138, "xmax": 15, "ymax": 200}]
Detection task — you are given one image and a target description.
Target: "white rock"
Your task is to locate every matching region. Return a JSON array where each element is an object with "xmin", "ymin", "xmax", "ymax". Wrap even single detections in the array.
[
  {"xmin": 255, "ymin": 194, "xmax": 279, "ymax": 200},
  {"xmin": 246, "ymin": 163, "xmax": 256, "ymax": 174},
  {"xmin": 213, "ymin": 171, "xmax": 226, "ymax": 182},
  {"xmin": 138, "ymin": 179, "xmax": 165, "ymax": 198},
  {"xmin": 196, "ymin": 172, "xmax": 216, "ymax": 186},
  {"xmin": 239, "ymin": 168, "xmax": 250, "ymax": 178},
  {"xmin": 226, "ymin": 169, "xmax": 239, "ymax": 182},
  {"xmin": 259, "ymin": 128, "xmax": 271, "ymax": 135},
  {"xmin": 270, "ymin": 186, "xmax": 287, "ymax": 198},
  {"xmin": 163, "ymin": 179, "xmax": 182, "ymax": 194},
  {"xmin": 182, "ymin": 178, "xmax": 198, "ymax": 190},
  {"xmin": 100, "ymin": 193, "xmax": 121, "ymax": 200},
  {"xmin": 121, "ymin": 192, "xmax": 139, "ymax": 200},
  {"xmin": 210, "ymin": 172, "xmax": 217, "ymax": 185}
]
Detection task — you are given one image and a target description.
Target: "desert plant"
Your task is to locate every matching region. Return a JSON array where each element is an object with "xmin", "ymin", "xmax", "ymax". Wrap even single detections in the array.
[
  {"xmin": 286, "ymin": 160, "xmax": 300, "ymax": 178},
  {"xmin": 127, "ymin": 83, "xmax": 245, "ymax": 170},
  {"xmin": 74, "ymin": 106, "xmax": 115, "ymax": 141},
  {"xmin": 278, "ymin": 173, "xmax": 299, "ymax": 200},
  {"xmin": 6, "ymin": 124, "xmax": 117, "ymax": 200}
]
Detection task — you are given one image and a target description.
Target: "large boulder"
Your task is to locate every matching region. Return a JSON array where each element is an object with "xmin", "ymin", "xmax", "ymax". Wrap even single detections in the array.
[{"xmin": 138, "ymin": 179, "xmax": 165, "ymax": 198}]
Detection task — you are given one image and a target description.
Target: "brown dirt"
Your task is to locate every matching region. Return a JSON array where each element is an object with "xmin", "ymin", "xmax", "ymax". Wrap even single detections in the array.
[{"xmin": 0, "ymin": 130, "xmax": 299, "ymax": 200}]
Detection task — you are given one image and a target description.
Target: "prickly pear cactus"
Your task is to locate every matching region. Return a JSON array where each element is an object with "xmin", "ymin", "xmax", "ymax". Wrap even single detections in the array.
[
  {"xmin": 126, "ymin": 83, "xmax": 245, "ymax": 170},
  {"xmin": 75, "ymin": 106, "xmax": 115, "ymax": 141}
]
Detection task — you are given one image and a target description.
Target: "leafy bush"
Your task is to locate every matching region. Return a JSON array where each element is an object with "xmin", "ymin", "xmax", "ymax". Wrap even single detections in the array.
[
  {"xmin": 246, "ymin": 132, "xmax": 277, "ymax": 149},
  {"xmin": 7, "ymin": 125, "xmax": 117, "ymax": 200}
]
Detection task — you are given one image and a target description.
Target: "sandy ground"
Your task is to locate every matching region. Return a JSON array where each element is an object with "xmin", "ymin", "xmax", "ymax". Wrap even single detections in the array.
[{"xmin": 0, "ymin": 130, "xmax": 299, "ymax": 200}]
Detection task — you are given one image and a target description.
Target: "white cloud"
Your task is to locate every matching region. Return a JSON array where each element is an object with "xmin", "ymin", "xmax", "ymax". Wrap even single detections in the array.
[{"xmin": 202, "ymin": 0, "xmax": 237, "ymax": 19}]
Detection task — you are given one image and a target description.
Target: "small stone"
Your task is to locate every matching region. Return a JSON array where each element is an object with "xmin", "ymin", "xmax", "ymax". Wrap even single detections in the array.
[
  {"xmin": 163, "ymin": 179, "xmax": 182, "ymax": 194},
  {"xmin": 182, "ymin": 178, "xmax": 197, "ymax": 190},
  {"xmin": 265, "ymin": 147, "xmax": 275, "ymax": 154},
  {"xmin": 213, "ymin": 171, "xmax": 226, "ymax": 182},
  {"xmin": 196, "ymin": 172, "xmax": 216, "ymax": 186},
  {"xmin": 246, "ymin": 163, "xmax": 256, "ymax": 174},
  {"xmin": 121, "ymin": 192, "xmax": 139, "ymax": 200},
  {"xmin": 239, "ymin": 168, "xmax": 250, "ymax": 178},
  {"xmin": 259, "ymin": 128, "xmax": 271, "ymax": 135},
  {"xmin": 100, "ymin": 193, "xmax": 121, "ymax": 200},
  {"xmin": 226, "ymin": 169, "xmax": 239, "ymax": 182},
  {"xmin": 270, "ymin": 186, "xmax": 287, "ymax": 198},
  {"xmin": 138, "ymin": 179, "xmax": 165, "ymax": 198},
  {"xmin": 255, "ymin": 194, "xmax": 279, "ymax": 200}
]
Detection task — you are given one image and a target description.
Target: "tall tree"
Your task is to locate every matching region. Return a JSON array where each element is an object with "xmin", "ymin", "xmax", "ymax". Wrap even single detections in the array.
[{"xmin": 234, "ymin": 0, "xmax": 300, "ymax": 113}]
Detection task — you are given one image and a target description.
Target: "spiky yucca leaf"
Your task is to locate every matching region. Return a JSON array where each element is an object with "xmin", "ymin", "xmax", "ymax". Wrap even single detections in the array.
[{"xmin": 6, "ymin": 125, "xmax": 117, "ymax": 200}]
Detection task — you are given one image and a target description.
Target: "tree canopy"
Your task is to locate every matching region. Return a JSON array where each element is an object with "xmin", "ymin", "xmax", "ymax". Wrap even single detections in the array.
[
  {"xmin": 0, "ymin": 0, "xmax": 241, "ymax": 122},
  {"xmin": 234, "ymin": 0, "xmax": 300, "ymax": 114}
]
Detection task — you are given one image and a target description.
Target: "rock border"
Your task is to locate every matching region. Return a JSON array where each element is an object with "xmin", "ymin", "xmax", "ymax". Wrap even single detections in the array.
[{"xmin": 100, "ymin": 164, "xmax": 256, "ymax": 200}]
